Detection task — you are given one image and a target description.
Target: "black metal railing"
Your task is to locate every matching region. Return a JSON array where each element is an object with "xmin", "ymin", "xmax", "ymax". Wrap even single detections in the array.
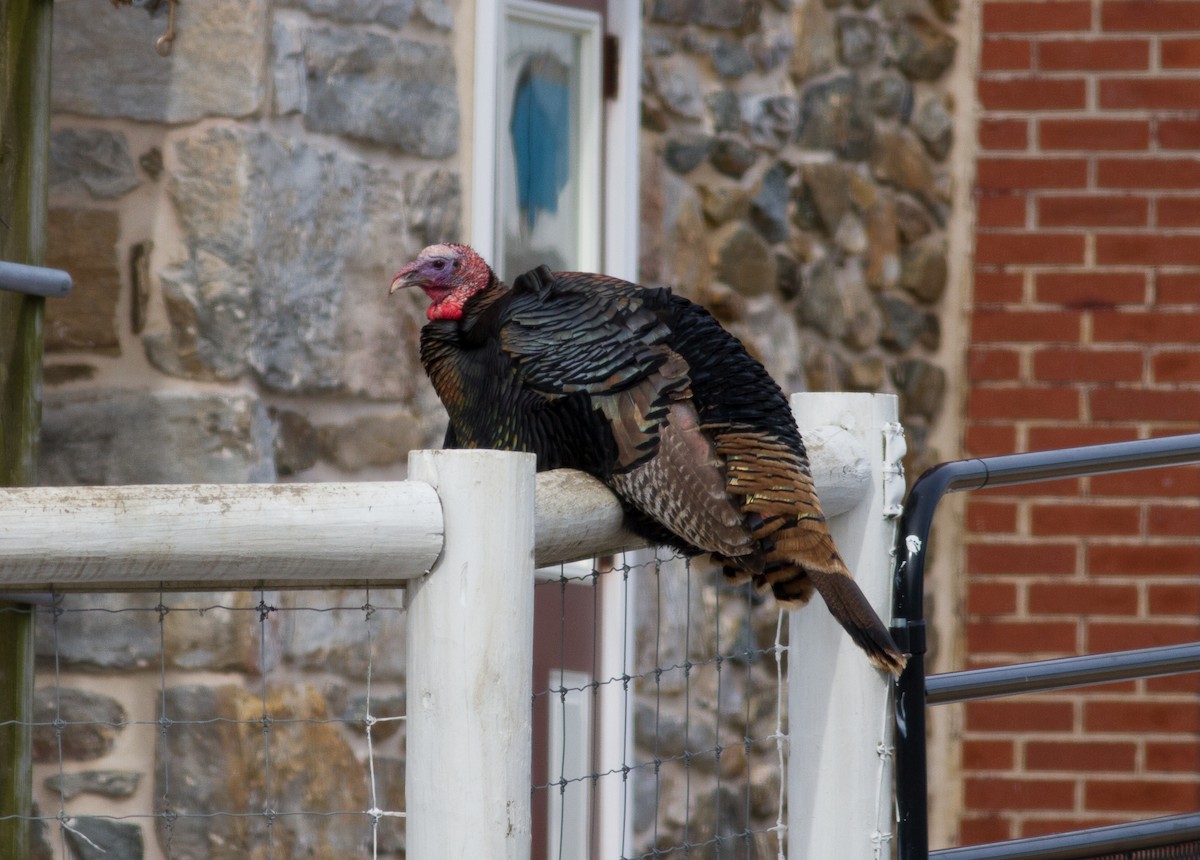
[{"xmin": 891, "ymin": 433, "xmax": 1200, "ymax": 860}]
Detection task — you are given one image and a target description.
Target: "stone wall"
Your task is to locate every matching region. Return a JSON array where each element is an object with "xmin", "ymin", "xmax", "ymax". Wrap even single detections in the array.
[
  {"xmin": 629, "ymin": 0, "xmax": 962, "ymax": 852},
  {"xmin": 38, "ymin": 1, "xmax": 458, "ymax": 857},
  {"xmin": 638, "ymin": 0, "xmax": 959, "ymax": 478}
]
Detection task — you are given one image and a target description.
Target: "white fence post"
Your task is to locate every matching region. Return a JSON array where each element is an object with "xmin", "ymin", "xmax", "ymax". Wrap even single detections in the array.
[
  {"xmin": 405, "ymin": 449, "xmax": 537, "ymax": 860},
  {"xmin": 788, "ymin": 393, "xmax": 903, "ymax": 860}
]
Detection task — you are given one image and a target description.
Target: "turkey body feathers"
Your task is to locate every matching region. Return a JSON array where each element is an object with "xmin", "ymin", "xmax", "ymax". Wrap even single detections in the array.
[{"xmin": 416, "ymin": 262, "xmax": 906, "ymax": 675}]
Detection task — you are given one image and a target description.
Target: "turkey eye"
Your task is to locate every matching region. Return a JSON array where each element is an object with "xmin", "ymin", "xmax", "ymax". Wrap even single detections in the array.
[{"xmin": 432, "ymin": 259, "xmax": 446, "ymax": 270}]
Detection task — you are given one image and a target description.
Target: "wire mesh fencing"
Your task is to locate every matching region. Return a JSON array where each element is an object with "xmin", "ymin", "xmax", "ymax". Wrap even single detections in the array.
[
  {"xmin": 533, "ymin": 548, "xmax": 788, "ymax": 860},
  {"xmin": 12, "ymin": 589, "xmax": 407, "ymax": 859},
  {"xmin": 9, "ymin": 549, "xmax": 790, "ymax": 859}
]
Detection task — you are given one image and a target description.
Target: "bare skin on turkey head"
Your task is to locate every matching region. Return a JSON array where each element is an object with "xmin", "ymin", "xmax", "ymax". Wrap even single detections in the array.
[{"xmin": 392, "ymin": 243, "xmax": 907, "ymax": 675}]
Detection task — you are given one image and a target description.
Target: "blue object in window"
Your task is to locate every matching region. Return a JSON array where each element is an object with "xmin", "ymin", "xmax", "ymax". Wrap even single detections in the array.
[{"xmin": 510, "ymin": 52, "xmax": 571, "ymax": 230}]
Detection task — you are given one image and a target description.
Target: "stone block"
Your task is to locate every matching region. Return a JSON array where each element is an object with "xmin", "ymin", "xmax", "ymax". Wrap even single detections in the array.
[
  {"xmin": 837, "ymin": 13, "xmax": 880, "ymax": 66},
  {"xmin": 49, "ymin": 128, "xmax": 140, "ymax": 199},
  {"xmin": 318, "ymin": 411, "xmax": 425, "ymax": 472},
  {"xmin": 45, "ymin": 208, "xmax": 121, "ymax": 354},
  {"xmin": 280, "ymin": 0, "xmax": 414, "ymax": 28},
  {"xmin": 300, "ymin": 26, "xmax": 458, "ymax": 156},
  {"xmin": 749, "ymin": 163, "xmax": 791, "ymax": 242},
  {"xmin": 45, "ymin": 770, "xmax": 141, "ymax": 800},
  {"xmin": 716, "ymin": 226, "xmax": 776, "ymax": 297},
  {"xmin": 281, "ymin": 591, "xmax": 407, "ymax": 682},
  {"xmin": 34, "ymin": 593, "xmax": 161, "ymax": 671},
  {"xmin": 32, "ymin": 687, "xmax": 126, "ymax": 763},
  {"xmin": 871, "ymin": 127, "xmax": 938, "ymax": 202},
  {"xmin": 64, "ymin": 818, "xmax": 144, "ymax": 860},
  {"xmin": 52, "ymin": 0, "xmax": 267, "ymax": 122},
  {"xmin": 893, "ymin": 14, "xmax": 957, "ymax": 81},
  {"xmin": 915, "ymin": 95, "xmax": 954, "ymax": 161},
  {"xmin": 900, "ymin": 237, "xmax": 949, "ymax": 303},
  {"xmin": 147, "ymin": 126, "xmax": 432, "ymax": 399},
  {"xmin": 39, "ymin": 389, "xmax": 275, "ymax": 485},
  {"xmin": 796, "ymin": 74, "xmax": 875, "ymax": 160},
  {"xmin": 154, "ymin": 684, "xmax": 367, "ymax": 858},
  {"xmin": 648, "ymin": 55, "xmax": 705, "ymax": 120}
]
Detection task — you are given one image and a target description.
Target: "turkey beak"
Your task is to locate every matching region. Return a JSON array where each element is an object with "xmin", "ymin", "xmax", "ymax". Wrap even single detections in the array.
[{"xmin": 389, "ymin": 269, "xmax": 417, "ymax": 295}]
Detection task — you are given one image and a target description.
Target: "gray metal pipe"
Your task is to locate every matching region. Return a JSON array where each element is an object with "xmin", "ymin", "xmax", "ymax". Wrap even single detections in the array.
[{"xmin": 0, "ymin": 260, "xmax": 71, "ymax": 297}]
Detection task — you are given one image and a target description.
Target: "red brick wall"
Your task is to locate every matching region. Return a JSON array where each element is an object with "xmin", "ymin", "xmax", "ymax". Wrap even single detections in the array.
[{"xmin": 964, "ymin": 0, "xmax": 1200, "ymax": 844}]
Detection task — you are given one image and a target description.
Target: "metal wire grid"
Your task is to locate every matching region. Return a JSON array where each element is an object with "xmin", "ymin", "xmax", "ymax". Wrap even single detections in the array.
[
  {"xmin": 6, "ymin": 589, "xmax": 406, "ymax": 859},
  {"xmin": 9, "ymin": 550, "xmax": 791, "ymax": 859},
  {"xmin": 533, "ymin": 548, "xmax": 789, "ymax": 860}
]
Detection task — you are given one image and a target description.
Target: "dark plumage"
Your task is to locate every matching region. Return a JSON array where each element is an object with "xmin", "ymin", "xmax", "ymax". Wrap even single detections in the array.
[{"xmin": 392, "ymin": 243, "xmax": 907, "ymax": 675}]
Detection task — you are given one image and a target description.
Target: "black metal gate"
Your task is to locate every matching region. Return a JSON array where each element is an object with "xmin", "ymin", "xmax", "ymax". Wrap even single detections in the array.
[{"xmin": 891, "ymin": 433, "xmax": 1200, "ymax": 860}]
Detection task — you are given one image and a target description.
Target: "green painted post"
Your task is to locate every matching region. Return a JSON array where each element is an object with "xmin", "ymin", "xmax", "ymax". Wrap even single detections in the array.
[{"xmin": 0, "ymin": 1, "xmax": 53, "ymax": 856}]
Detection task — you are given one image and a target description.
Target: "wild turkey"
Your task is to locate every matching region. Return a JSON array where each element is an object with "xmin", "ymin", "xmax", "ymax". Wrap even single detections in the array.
[{"xmin": 391, "ymin": 243, "xmax": 906, "ymax": 675}]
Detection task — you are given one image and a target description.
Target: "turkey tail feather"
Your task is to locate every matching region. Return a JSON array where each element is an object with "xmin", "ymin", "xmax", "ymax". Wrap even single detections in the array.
[{"xmin": 785, "ymin": 568, "xmax": 907, "ymax": 676}]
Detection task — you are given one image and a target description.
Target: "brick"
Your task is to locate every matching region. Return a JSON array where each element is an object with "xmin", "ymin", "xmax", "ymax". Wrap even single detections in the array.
[
  {"xmin": 1088, "ymin": 542, "xmax": 1200, "ymax": 575},
  {"xmin": 1092, "ymin": 390, "xmax": 1200, "ymax": 423},
  {"xmin": 1038, "ymin": 195, "xmax": 1148, "ymax": 228},
  {"xmin": 1033, "ymin": 348, "xmax": 1142, "ymax": 383},
  {"xmin": 1021, "ymin": 818, "xmax": 1127, "ymax": 838},
  {"xmin": 1030, "ymin": 500, "xmax": 1140, "ymax": 533},
  {"xmin": 966, "ymin": 698, "xmax": 1075, "ymax": 732},
  {"xmin": 967, "ymin": 499, "xmax": 1020, "ymax": 532},
  {"xmin": 966, "ymin": 777, "xmax": 1076, "ymax": 811},
  {"xmin": 973, "ymin": 309, "xmax": 1083, "ymax": 343},
  {"xmin": 1162, "ymin": 37, "xmax": 1200, "ymax": 68},
  {"xmin": 1094, "ymin": 310, "xmax": 1200, "ymax": 343},
  {"xmin": 1153, "ymin": 351, "xmax": 1200, "ymax": 383},
  {"xmin": 965, "ymin": 423, "xmax": 1018, "ymax": 457},
  {"xmin": 1159, "ymin": 119, "xmax": 1200, "ymax": 150},
  {"xmin": 1026, "ymin": 740, "xmax": 1137, "ymax": 772},
  {"xmin": 983, "ymin": 1, "xmax": 1093, "ymax": 32},
  {"xmin": 968, "ymin": 581, "xmax": 1020, "ymax": 614},
  {"xmin": 1089, "ymin": 621, "xmax": 1200, "ymax": 652},
  {"xmin": 970, "ymin": 347, "xmax": 1022, "ymax": 381},
  {"xmin": 1028, "ymin": 582, "xmax": 1139, "ymax": 615},
  {"xmin": 969, "ymin": 619, "xmax": 1078, "ymax": 654},
  {"xmin": 979, "ymin": 78, "xmax": 1087, "ymax": 111},
  {"xmin": 982, "ymin": 37, "xmax": 1033, "ymax": 70},
  {"xmin": 1027, "ymin": 425, "xmax": 1139, "ymax": 450},
  {"xmin": 967, "ymin": 541, "xmax": 1077, "ymax": 574},
  {"xmin": 1157, "ymin": 197, "xmax": 1200, "ymax": 228},
  {"xmin": 1146, "ymin": 741, "xmax": 1200, "ymax": 773},
  {"xmin": 1157, "ymin": 272, "xmax": 1200, "ymax": 303},
  {"xmin": 1039, "ymin": 38, "xmax": 1151, "ymax": 70},
  {"xmin": 1148, "ymin": 505, "xmax": 1200, "ymax": 537},
  {"xmin": 971, "ymin": 387, "xmax": 1083, "ymax": 421},
  {"xmin": 979, "ymin": 118, "xmax": 1029, "ymax": 150},
  {"xmin": 1148, "ymin": 584, "xmax": 1200, "ymax": 615},
  {"xmin": 964, "ymin": 738, "xmax": 1016, "ymax": 770},
  {"xmin": 1096, "ymin": 235, "xmax": 1200, "ymax": 266},
  {"xmin": 1147, "ymin": 673, "xmax": 1200, "ymax": 694},
  {"xmin": 978, "ymin": 158, "xmax": 1089, "ymax": 191},
  {"xmin": 977, "ymin": 232, "xmax": 1086, "ymax": 265},
  {"xmin": 974, "ymin": 270, "xmax": 1025, "ymax": 303},
  {"xmin": 1092, "ymin": 465, "xmax": 1200, "ymax": 497},
  {"xmin": 1086, "ymin": 779, "xmax": 1200, "ymax": 814},
  {"xmin": 1102, "ymin": 1, "xmax": 1200, "ymax": 31},
  {"xmin": 1102, "ymin": 78, "xmax": 1200, "ymax": 110},
  {"xmin": 1086, "ymin": 698, "xmax": 1200, "ymax": 733},
  {"xmin": 1040, "ymin": 119, "xmax": 1150, "ymax": 151},
  {"xmin": 978, "ymin": 194, "xmax": 1027, "ymax": 228},
  {"xmin": 1098, "ymin": 158, "xmax": 1200, "ymax": 189},
  {"xmin": 960, "ymin": 816, "xmax": 1013, "ymax": 845},
  {"xmin": 1036, "ymin": 272, "xmax": 1146, "ymax": 307}
]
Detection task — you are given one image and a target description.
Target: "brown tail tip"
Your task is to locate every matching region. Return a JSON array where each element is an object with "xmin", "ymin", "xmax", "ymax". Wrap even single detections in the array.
[{"xmin": 777, "ymin": 570, "xmax": 908, "ymax": 677}]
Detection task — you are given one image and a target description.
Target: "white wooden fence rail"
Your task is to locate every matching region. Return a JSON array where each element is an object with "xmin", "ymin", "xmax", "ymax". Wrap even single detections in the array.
[{"xmin": 0, "ymin": 391, "xmax": 901, "ymax": 860}]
